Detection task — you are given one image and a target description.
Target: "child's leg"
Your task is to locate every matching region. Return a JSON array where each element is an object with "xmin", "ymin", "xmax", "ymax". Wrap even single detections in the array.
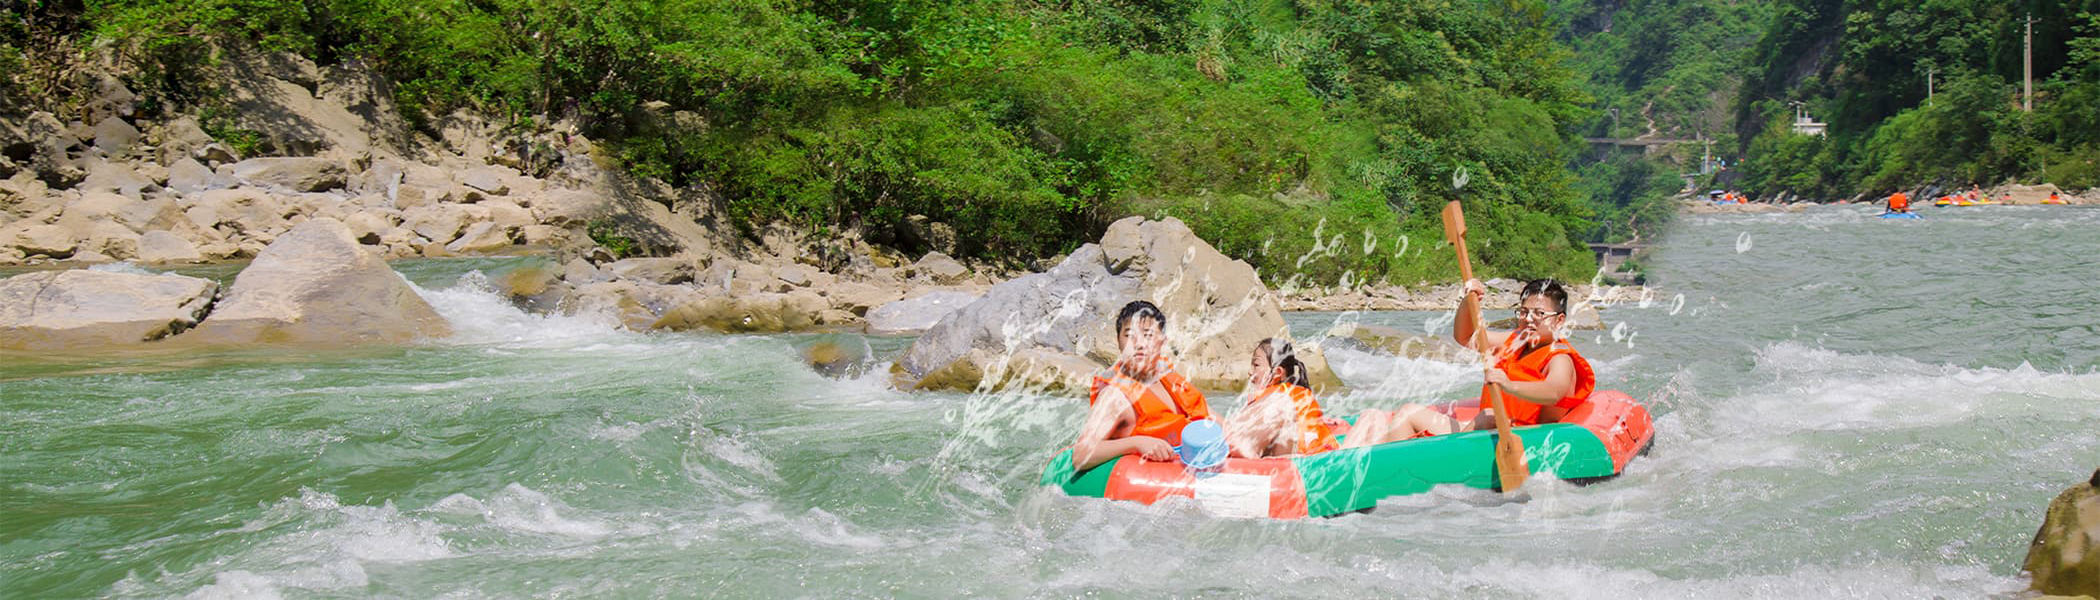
[{"xmin": 1338, "ymin": 409, "xmax": 1391, "ymax": 449}]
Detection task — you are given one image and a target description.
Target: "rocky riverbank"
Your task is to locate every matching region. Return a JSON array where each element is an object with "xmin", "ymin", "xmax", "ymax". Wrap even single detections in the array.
[
  {"xmin": 0, "ymin": 50, "xmax": 1012, "ymax": 339},
  {"xmin": 1, "ymin": 49, "xmax": 1659, "ymax": 396}
]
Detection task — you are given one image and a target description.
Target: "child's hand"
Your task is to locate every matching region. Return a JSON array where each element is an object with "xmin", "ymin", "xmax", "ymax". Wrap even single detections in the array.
[
  {"xmin": 1484, "ymin": 367, "xmax": 1513, "ymax": 388},
  {"xmin": 1464, "ymin": 278, "xmax": 1487, "ymax": 299},
  {"xmin": 1132, "ymin": 437, "xmax": 1175, "ymax": 461}
]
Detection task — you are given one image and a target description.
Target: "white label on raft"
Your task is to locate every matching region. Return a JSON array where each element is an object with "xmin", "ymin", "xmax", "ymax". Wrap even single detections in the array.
[{"xmin": 1191, "ymin": 473, "xmax": 1272, "ymax": 519}]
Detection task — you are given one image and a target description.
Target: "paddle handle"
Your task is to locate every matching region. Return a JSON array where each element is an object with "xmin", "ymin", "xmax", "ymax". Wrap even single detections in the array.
[{"xmin": 1443, "ymin": 200, "xmax": 1529, "ymax": 493}]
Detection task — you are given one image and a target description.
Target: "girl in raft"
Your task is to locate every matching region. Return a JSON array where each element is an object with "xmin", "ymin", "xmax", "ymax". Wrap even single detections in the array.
[
  {"xmin": 1070, "ymin": 300, "xmax": 1211, "ymax": 471},
  {"xmin": 1340, "ymin": 278, "xmax": 1596, "ymax": 447},
  {"xmin": 1221, "ymin": 339, "xmax": 1341, "ymax": 458}
]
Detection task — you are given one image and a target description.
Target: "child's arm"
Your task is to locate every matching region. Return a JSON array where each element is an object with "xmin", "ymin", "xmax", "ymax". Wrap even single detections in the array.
[
  {"xmin": 1486, "ymin": 354, "xmax": 1577, "ymax": 407},
  {"xmin": 1453, "ymin": 279, "xmax": 1510, "ymax": 354},
  {"xmin": 1071, "ymin": 387, "xmax": 1173, "ymax": 470},
  {"xmin": 1224, "ymin": 394, "xmax": 1291, "ymax": 458}
]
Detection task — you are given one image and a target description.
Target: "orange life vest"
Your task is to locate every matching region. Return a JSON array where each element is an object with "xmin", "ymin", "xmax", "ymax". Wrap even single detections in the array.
[
  {"xmin": 1089, "ymin": 357, "xmax": 1210, "ymax": 446},
  {"xmin": 1481, "ymin": 332, "xmax": 1595, "ymax": 426},
  {"xmin": 1889, "ymin": 192, "xmax": 1909, "ymax": 211},
  {"xmin": 1247, "ymin": 383, "xmax": 1340, "ymax": 455}
]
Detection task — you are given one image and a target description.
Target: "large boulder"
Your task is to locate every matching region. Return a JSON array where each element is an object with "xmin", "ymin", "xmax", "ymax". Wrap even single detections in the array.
[
  {"xmin": 866, "ymin": 290, "xmax": 980, "ymax": 334},
  {"xmin": 893, "ymin": 216, "xmax": 1339, "ymax": 393},
  {"xmin": 182, "ymin": 218, "xmax": 450, "ymax": 344},
  {"xmin": 226, "ymin": 157, "xmax": 348, "ymax": 192},
  {"xmin": 0, "ymin": 269, "xmax": 218, "ymax": 349},
  {"xmin": 2024, "ymin": 469, "xmax": 2100, "ymax": 597}
]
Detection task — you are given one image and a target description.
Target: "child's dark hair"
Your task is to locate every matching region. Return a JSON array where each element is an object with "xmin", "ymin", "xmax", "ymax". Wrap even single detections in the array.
[
  {"xmin": 1115, "ymin": 300, "xmax": 1166, "ymax": 337},
  {"xmin": 1520, "ymin": 278, "xmax": 1569, "ymax": 312},
  {"xmin": 1254, "ymin": 338, "xmax": 1311, "ymax": 388}
]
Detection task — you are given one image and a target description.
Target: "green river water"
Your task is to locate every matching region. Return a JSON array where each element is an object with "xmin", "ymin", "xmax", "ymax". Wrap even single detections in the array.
[{"xmin": 4, "ymin": 204, "xmax": 2097, "ymax": 598}]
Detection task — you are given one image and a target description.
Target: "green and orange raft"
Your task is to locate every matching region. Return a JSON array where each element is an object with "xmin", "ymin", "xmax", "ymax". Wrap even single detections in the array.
[{"xmin": 1039, "ymin": 391, "xmax": 1655, "ymax": 519}]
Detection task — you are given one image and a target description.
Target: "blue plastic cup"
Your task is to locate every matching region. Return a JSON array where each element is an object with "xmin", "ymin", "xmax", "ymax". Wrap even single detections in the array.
[{"xmin": 1177, "ymin": 420, "xmax": 1228, "ymax": 471}]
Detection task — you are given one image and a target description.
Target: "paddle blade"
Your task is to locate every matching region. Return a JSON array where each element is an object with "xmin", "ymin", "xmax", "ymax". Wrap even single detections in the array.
[
  {"xmin": 1440, "ymin": 200, "xmax": 1467, "ymax": 245},
  {"xmin": 1495, "ymin": 422, "xmax": 1529, "ymax": 491}
]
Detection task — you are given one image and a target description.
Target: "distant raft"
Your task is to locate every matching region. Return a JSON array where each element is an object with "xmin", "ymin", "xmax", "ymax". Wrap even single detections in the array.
[
  {"xmin": 1040, "ymin": 391, "xmax": 1656, "ymax": 519},
  {"xmin": 1880, "ymin": 212, "xmax": 1923, "ymax": 219}
]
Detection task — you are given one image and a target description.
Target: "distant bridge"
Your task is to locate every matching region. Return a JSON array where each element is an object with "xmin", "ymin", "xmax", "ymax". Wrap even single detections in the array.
[{"xmin": 1583, "ymin": 137, "xmax": 1699, "ymax": 147}]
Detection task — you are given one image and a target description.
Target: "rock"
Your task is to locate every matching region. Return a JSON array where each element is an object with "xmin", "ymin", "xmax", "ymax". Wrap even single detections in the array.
[
  {"xmin": 458, "ymin": 166, "xmax": 515, "ymax": 196},
  {"xmin": 10, "ymin": 223, "xmax": 77, "ymax": 257},
  {"xmin": 78, "ymin": 158, "xmax": 157, "ymax": 198},
  {"xmin": 80, "ymin": 221, "xmax": 141, "ymax": 260},
  {"xmin": 83, "ymin": 73, "xmax": 138, "ymax": 123},
  {"xmin": 401, "ymin": 204, "xmax": 467, "ymax": 244},
  {"xmin": 22, "ymin": 112, "xmax": 85, "ymax": 188},
  {"xmin": 912, "ymin": 347, "xmax": 1102, "ymax": 393},
  {"xmin": 188, "ymin": 189, "xmax": 288, "ymax": 235},
  {"xmin": 92, "ymin": 118, "xmax": 142, "ymax": 156},
  {"xmin": 822, "ymin": 281, "xmax": 904, "ymax": 317},
  {"xmin": 906, "ymin": 214, "xmax": 958, "ymax": 255},
  {"xmin": 798, "ymin": 333, "xmax": 879, "ymax": 379},
  {"xmin": 894, "ymin": 217, "xmax": 1338, "ymax": 393},
  {"xmin": 1326, "ymin": 323, "xmax": 1469, "ymax": 359},
  {"xmin": 137, "ymin": 230, "xmax": 204, "ymax": 263},
  {"xmin": 774, "ymin": 264, "xmax": 813, "ymax": 288},
  {"xmin": 604, "ymin": 257, "xmax": 694, "ymax": 285},
  {"xmin": 195, "ymin": 143, "xmax": 240, "ymax": 165},
  {"xmin": 561, "ymin": 258, "xmax": 608, "ymax": 285},
  {"xmin": 913, "ymin": 251, "xmax": 969, "ymax": 285},
  {"xmin": 227, "ymin": 157, "xmax": 348, "ymax": 192},
  {"xmin": 500, "ymin": 263, "xmax": 567, "ymax": 313},
  {"xmin": 0, "ymin": 269, "xmax": 218, "ymax": 349},
  {"xmin": 182, "ymin": 218, "xmax": 451, "ymax": 344},
  {"xmin": 481, "ymin": 200, "xmax": 534, "ymax": 233},
  {"xmin": 519, "ymin": 224, "xmax": 572, "ymax": 247},
  {"xmin": 156, "ymin": 117, "xmax": 213, "ymax": 164},
  {"xmin": 341, "ymin": 211, "xmax": 393, "ymax": 245},
  {"xmin": 652, "ymin": 291, "xmax": 830, "ymax": 333},
  {"xmin": 166, "ymin": 157, "xmax": 221, "ymax": 193},
  {"xmin": 2024, "ymin": 469, "xmax": 2100, "ymax": 597},
  {"xmin": 561, "ymin": 281, "xmax": 669, "ymax": 330},
  {"xmin": 524, "ymin": 188, "xmax": 606, "ymax": 226},
  {"xmin": 444, "ymin": 221, "xmax": 513, "ymax": 254},
  {"xmin": 866, "ymin": 291, "xmax": 981, "ymax": 334}
]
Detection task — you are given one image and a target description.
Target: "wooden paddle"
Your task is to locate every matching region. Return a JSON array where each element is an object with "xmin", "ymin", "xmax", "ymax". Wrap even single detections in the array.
[{"xmin": 1441, "ymin": 199, "xmax": 1530, "ymax": 493}]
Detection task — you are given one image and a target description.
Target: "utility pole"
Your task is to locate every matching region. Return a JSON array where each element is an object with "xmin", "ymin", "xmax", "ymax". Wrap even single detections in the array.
[{"xmin": 2025, "ymin": 13, "xmax": 2035, "ymax": 112}]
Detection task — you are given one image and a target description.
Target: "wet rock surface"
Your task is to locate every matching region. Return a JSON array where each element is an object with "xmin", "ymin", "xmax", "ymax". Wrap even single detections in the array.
[{"xmin": 0, "ymin": 269, "xmax": 218, "ymax": 349}]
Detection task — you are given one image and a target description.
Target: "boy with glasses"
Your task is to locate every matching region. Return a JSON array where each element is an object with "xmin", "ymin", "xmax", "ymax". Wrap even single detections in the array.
[{"xmin": 1340, "ymin": 278, "xmax": 1596, "ymax": 446}]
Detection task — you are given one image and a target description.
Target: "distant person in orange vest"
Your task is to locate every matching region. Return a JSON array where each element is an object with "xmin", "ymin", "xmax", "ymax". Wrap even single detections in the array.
[
  {"xmin": 1071, "ymin": 301, "xmax": 1212, "ymax": 470},
  {"xmin": 1886, "ymin": 191, "xmax": 1910, "ymax": 214},
  {"xmin": 2046, "ymin": 192, "xmax": 2065, "ymax": 205}
]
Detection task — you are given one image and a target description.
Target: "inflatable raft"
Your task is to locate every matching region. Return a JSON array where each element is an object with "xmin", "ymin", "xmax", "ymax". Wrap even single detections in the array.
[
  {"xmin": 1879, "ymin": 212, "xmax": 1923, "ymax": 219},
  {"xmin": 1040, "ymin": 391, "xmax": 1655, "ymax": 519}
]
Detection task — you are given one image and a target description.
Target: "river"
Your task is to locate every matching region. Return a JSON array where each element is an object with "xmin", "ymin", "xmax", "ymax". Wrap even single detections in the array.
[{"xmin": 4, "ymin": 204, "xmax": 2096, "ymax": 598}]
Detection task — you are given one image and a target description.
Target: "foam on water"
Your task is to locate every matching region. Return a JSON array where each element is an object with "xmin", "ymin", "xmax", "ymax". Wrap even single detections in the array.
[
  {"xmin": 114, "ymin": 489, "xmax": 454, "ymax": 598},
  {"xmin": 415, "ymin": 271, "xmax": 627, "ymax": 348}
]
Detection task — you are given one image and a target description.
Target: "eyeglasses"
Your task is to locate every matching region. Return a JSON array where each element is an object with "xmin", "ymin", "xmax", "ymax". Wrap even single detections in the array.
[{"xmin": 1514, "ymin": 308, "xmax": 1562, "ymax": 320}]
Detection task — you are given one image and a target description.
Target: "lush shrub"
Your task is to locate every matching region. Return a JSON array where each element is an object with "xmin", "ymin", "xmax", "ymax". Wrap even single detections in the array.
[{"xmin": 59, "ymin": 0, "xmax": 1604, "ymax": 280}]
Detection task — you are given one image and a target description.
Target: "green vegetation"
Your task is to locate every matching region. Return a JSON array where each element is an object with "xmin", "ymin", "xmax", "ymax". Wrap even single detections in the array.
[
  {"xmin": 585, "ymin": 219, "xmax": 637, "ymax": 259},
  {"xmin": 1553, "ymin": 0, "xmax": 1775, "ymax": 243},
  {"xmin": 4, "ymin": 0, "xmax": 1604, "ymax": 283},
  {"xmin": 1735, "ymin": 0, "xmax": 2100, "ymax": 198}
]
